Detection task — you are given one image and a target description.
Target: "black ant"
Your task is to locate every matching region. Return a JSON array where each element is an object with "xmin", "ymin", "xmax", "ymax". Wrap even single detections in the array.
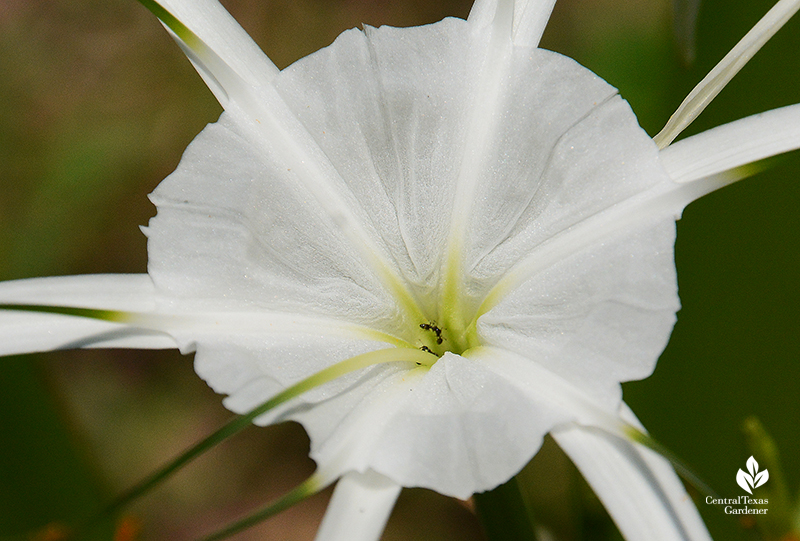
[{"xmin": 419, "ymin": 322, "xmax": 444, "ymax": 344}]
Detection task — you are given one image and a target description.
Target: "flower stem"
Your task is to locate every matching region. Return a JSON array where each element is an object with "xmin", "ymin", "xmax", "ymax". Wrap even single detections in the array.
[
  {"xmin": 74, "ymin": 347, "xmax": 430, "ymax": 535},
  {"xmin": 742, "ymin": 416, "xmax": 795, "ymax": 540},
  {"xmin": 199, "ymin": 474, "xmax": 323, "ymax": 541}
]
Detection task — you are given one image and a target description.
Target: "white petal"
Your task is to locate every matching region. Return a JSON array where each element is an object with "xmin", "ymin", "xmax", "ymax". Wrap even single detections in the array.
[
  {"xmin": 147, "ymin": 0, "xmax": 392, "ymax": 280},
  {"xmin": 478, "ymin": 221, "xmax": 679, "ymax": 407},
  {"xmin": 287, "ymin": 345, "xmax": 631, "ymax": 499},
  {"xmin": 466, "ymin": 346, "xmax": 624, "ymax": 431},
  {"xmin": 660, "ymin": 103, "xmax": 800, "ymax": 185},
  {"xmin": 450, "ymin": 50, "xmax": 642, "ymax": 306},
  {"xmin": 0, "ymin": 274, "xmax": 158, "ymax": 310},
  {"xmin": 468, "ymin": 0, "xmax": 557, "ymax": 46},
  {"xmin": 271, "ymin": 19, "xmax": 478, "ymax": 300},
  {"xmin": 270, "ymin": 17, "xmax": 664, "ymax": 313},
  {"xmin": 148, "ymin": 4, "xmax": 423, "ymax": 319},
  {"xmin": 654, "ymin": 0, "xmax": 800, "ymax": 147},
  {"xmin": 0, "ymin": 311, "xmax": 175, "ymax": 355},
  {"xmin": 289, "ymin": 351, "xmax": 575, "ymax": 499},
  {"xmin": 462, "ymin": 89, "xmax": 671, "ymax": 312},
  {"xmin": 314, "ymin": 470, "xmax": 401, "ymax": 541},
  {"xmin": 0, "ymin": 274, "xmax": 177, "ymax": 355},
  {"xmin": 147, "ymin": 11, "xmax": 683, "ymax": 334},
  {"xmin": 552, "ymin": 405, "xmax": 711, "ymax": 541},
  {"xmin": 151, "ymin": 0, "xmax": 278, "ymax": 105},
  {"xmin": 152, "ymin": 17, "xmax": 628, "ymax": 324},
  {"xmin": 188, "ymin": 332, "xmax": 397, "ymax": 417},
  {"xmin": 146, "ymin": 114, "xmax": 405, "ymax": 335}
]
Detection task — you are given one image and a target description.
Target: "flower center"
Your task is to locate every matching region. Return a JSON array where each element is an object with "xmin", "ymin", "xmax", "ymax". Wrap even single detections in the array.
[
  {"xmin": 415, "ymin": 315, "xmax": 477, "ymax": 358},
  {"xmin": 417, "ymin": 322, "xmax": 445, "ymax": 357},
  {"xmin": 398, "ymin": 251, "xmax": 482, "ymax": 359}
]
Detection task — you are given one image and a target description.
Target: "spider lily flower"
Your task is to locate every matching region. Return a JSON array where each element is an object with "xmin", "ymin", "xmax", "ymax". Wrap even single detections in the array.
[{"xmin": 2, "ymin": 0, "xmax": 799, "ymax": 539}]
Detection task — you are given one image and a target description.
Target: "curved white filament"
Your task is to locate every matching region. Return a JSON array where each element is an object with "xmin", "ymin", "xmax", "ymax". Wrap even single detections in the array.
[{"xmin": 654, "ymin": 0, "xmax": 800, "ymax": 148}]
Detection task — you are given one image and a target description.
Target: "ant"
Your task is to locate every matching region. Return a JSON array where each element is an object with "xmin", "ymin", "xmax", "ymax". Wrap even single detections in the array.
[{"xmin": 419, "ymin": 322, "xmax": 443, "ymax": 345}]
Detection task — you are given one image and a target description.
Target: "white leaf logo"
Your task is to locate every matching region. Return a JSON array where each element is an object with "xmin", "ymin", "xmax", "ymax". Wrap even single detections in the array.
[{"xmin": 736, "ymin": 456, "xmax": 769, "ymax": 494}]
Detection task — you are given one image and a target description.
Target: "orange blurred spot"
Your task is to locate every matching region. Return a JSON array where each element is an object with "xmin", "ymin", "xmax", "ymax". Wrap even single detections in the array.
[
  {"xmin": 113, "ymin": 516, "xmax": 142, "ymax": 541},
  {"xmin": 30, "ymin": 523, "xmax": 71, "ymax": 541},
  {"xmin": 739, "ymin": 515, "xmax": 757, "ymax": 529}
]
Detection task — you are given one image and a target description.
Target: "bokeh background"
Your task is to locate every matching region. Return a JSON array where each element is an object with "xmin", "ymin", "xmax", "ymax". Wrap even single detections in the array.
[{"xmin": 0, "ymin": 0, "xmax": 798, "ymax": 539}]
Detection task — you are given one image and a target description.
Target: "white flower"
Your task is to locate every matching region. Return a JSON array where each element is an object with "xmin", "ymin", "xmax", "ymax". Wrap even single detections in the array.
[{"xmin": 1, "ymin": 0, "xmax": 799, "ymax": 539}]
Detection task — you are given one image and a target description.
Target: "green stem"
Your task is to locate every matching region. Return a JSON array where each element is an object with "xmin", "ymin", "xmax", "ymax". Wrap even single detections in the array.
[
  {"xmin": 199, "ymin": 475, "xmax": 322, "ymax": 541},
  {"xmin": 742, "ymin": 416, "xmax": 795, "ymax": 540},
  {"xmin": 75, "ymin": 347, "xmax": 431, "ymax": 534}
]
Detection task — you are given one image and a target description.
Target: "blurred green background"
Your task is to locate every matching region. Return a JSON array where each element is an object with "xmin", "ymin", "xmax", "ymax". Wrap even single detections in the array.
[{"xmin": 0, "ymin": 0, "xmax": 797, "ymax": 539}]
